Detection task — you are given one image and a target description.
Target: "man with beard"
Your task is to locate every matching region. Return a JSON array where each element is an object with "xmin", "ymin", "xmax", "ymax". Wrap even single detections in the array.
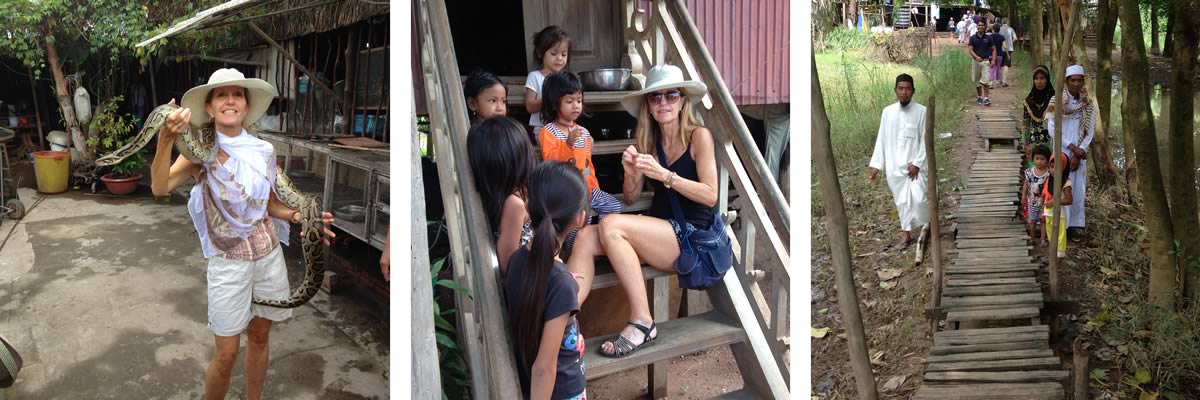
[
  {"xmin": 1045, "ymin": 64, "xmax": 1094, "ymax": 242},
  {"xmin": 869, "ymin": 74, "xmax": 929, "ymax": 250}
]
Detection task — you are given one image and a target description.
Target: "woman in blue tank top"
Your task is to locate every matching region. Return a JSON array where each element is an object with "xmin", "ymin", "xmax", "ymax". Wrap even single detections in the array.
[{"xmin": 595, "ymin": 65, "xmax": 719, "ymax": 358}]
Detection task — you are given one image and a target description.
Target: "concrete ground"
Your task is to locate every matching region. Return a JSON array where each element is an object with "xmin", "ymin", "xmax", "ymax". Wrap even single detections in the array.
[{"xmin": 0, "ymin": 184, "xmax": 390, "ymax": 399}]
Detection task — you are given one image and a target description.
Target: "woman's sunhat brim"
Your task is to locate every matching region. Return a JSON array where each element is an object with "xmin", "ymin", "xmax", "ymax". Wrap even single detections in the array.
[
  {"xmin": 619, "ymin": 65, "xmax": 708, "ymax": 117},
  {"xmin": 180, "ymin": 75, "xmax": 277, "ymax": 128}
]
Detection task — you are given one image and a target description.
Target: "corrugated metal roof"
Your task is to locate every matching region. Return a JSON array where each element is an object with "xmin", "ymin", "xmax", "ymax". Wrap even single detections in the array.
[{"xmin": 639, "ymin": 0, "xmax": 790, "ymax": 105}]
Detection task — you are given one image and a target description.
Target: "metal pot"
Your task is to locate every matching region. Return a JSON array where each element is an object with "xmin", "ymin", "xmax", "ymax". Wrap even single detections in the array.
[
  {"xmin": 579, "ymin": 68, "xmax": 633, "ymax": 91},
  {"xmin": 334, "ymin": 205, "xmax": 367, "ymax": 222}
]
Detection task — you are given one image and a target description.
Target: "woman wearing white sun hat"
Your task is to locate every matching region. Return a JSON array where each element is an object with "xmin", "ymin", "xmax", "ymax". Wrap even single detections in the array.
[
  {"xmin": 149, "ymin": 68, "xmax": 336, "ymax": 400},
  {"xmin": 597, "ymin": 64, "xmax": 731, "ymax": 358}
]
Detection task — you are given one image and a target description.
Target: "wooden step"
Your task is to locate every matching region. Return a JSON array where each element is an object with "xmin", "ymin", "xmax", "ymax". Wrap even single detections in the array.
[
  {"xmin": 924, "ymin": 370, "xmax": 1070, "ymax": 383},
  {"xmin": 943, "ymin": 284, "xmax": 1042, "ymax": 296},
  {"xmin": 935, "ymin": 325, "xmax": 1048, "ymax": 338},
  {"xmin": 584, "ymin": 311, "xmax": 744, "ymax": 379},
  {"xmin": 913, "ymin": 382, "xmax": 1064, "ymax": 399},
  {"xmin": 591, "ymin": 259, "xmax": 673, "ymax": 290},
  {"xmin": 946, "ymin": 277, "xmax": 1037, "ymax": 286},
  {"xmin": 947, "ymin": 307, "xmax": 1040, "ymax": 322},
  {"xmin": 942, "ymin": 292, "xmax": 1043, "ymax": 308},
  {"xmin": 931, "ymin": 338, "xmax": 1046, "ymax": 355},
  {"xmin": 927, "ymin": 348, "xmax": 1054, "ymax": 363},
  {"xmin": 926, "ymin": 357, "xmax": 1062, "ymax": 372},
  {"xmin": 932, "ymin": 328, "xmax": 1048, "ymax": 345}
]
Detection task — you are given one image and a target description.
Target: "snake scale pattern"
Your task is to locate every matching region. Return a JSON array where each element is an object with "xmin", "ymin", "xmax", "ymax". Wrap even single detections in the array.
[{"xmin": 96, "ymin": 103, "xmax": 325, "ymax": 308}]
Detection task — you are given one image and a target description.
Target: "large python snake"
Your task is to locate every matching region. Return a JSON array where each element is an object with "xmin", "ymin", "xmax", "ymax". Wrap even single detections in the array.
[{"xmin": 96, "ymin": 103, "xmax": 325, "ymax": 308}]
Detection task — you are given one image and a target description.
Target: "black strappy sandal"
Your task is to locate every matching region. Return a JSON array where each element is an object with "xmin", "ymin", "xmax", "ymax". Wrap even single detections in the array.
[{"xmin": 600, "ymin": 321, "xmax": 657, "ymax": 358}]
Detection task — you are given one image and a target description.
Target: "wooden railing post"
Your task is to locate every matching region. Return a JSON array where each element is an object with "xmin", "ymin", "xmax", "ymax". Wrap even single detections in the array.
[
  {"xmin": 924, "ymin": 96, "xmax": 943, "ymax": 335},
  {"xmin": 417, "ymin": 0, "xmax": 523, "ymax": 397}
]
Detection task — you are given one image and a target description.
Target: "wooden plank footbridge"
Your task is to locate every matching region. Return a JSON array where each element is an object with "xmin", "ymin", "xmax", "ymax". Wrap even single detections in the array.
[{"xmin": 914, "ymin": 109, "xmax": 1070, "ymax": 399}]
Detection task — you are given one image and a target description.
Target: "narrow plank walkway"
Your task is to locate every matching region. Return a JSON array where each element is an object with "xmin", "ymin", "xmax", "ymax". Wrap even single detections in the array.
[{"xmin": 914, "ymin": 108, "xmax": 1068, "ymax": 399}]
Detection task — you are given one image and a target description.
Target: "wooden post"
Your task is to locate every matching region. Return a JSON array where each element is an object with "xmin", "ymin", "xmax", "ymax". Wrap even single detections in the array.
[
  {"xmin": 410, "ymin": 107, "xmax": 441, "ymax": 399},
  {"xmin": 247, "ymin": 22, "xmax": 345, "ymax": 110},
  {"xmin": 1072, "ymin": 337, "xmax": 1089, "ymax": 400},
  {"xmin": 811, "ymin": 55, "xmax": 879, "ymax": 400},
  {"xmin": 647, "ymin": 276, "xmax": 670, "ymax": 399},
  {"xmin": 1049, "ymin": 0, "xmax": 1078, "ymax": 303},
  {"xmin": 925, "ymin": 96, "xmax": 942, "ymax": 335},
  {"xmin": 27, "ymin": 69, "xmax": 44, "ymax": 149}
]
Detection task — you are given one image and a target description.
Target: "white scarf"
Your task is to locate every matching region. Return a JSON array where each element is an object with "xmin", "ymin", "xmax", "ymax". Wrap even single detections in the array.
[{"xmin": 188, "ymin": 128, "xmax": 290, "ymax": 258}]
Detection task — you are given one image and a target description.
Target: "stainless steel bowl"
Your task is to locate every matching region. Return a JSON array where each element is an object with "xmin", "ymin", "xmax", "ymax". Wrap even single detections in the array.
[
  {"xmin": 334, "ymin": 205, "xmax": 367, "ymax": 222},
  {"xmin": 579, "ymin": 68, "xmax": 633, "ymax": 91}
]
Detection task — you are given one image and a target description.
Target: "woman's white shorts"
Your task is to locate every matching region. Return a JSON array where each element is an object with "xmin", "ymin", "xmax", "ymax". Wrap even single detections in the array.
[{"xmin": 207, "ymin": 246, "xmax": 293, "ymax": 336}]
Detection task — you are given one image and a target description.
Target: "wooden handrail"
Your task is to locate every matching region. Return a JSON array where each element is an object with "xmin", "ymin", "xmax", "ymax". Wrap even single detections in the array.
[
  {"xmin": 650, "ymin": 0, "xmax": 790, "ymax": 284},
  {"xmin": 664, "ymin": 0, "xmax": 791, "ymax": 244},
  {"xmin": 416, "ymin": 0, "xmax": 522, "ymax": 398}
]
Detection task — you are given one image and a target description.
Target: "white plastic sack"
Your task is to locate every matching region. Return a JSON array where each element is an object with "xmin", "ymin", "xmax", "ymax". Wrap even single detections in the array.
[{"xmin": 74, "ymin": 86, "xmax": 92, "ymax": 125}]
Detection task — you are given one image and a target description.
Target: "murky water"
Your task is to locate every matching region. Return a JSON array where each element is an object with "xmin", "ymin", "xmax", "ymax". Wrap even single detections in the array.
[{"xmin": 1104, "ymin": 82, "xmax": 1200, "ymax": 181}]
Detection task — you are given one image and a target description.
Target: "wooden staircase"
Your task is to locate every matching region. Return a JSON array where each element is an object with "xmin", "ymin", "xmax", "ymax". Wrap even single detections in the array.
[
  {"xmin": 415, "ymin": 0, "xmax": 790, "ymax": 398},
  {"xmin": 914, "ymin": 108, "xmax": 1069, "ymax": 399}
]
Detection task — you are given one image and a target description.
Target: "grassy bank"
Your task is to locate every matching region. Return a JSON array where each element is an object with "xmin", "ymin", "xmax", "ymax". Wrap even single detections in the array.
[{"xmin": 813, "ymin": 31, "xmax": 978, "ymax": 215}]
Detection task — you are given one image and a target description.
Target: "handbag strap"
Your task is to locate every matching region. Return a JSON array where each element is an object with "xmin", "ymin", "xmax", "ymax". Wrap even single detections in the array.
[{"xmin": 655, "ymin": 138, "xmax": 688, "ymax": 228}]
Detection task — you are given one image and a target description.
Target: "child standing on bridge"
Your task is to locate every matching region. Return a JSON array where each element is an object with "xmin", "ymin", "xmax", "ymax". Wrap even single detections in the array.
[
  {"xmin": 1041, "ymin": 151, "xmax": 1074, "ymax": 262},
  {"xmin": 1021, "ymin": 145, "xmax": 1052, "ymax": 244}
]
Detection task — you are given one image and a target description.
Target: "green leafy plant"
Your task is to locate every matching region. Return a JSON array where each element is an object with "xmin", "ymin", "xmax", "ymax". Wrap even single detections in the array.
[
  {"xmin": 85, "ymin": 96, "xmax": 145, "ymax": 178},
  {"xmin": 432, "ymin": 256, "xmax": 471, "ymax": 400}
]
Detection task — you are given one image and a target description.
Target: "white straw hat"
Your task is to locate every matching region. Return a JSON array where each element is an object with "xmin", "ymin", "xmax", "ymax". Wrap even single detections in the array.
[
  {"xmin": 620, "ymin": 65, "xmax": 708, "ymax": 117},
  {"xmin": 181, "ymin": 68, "xmax": 277, "ymax": 128}
]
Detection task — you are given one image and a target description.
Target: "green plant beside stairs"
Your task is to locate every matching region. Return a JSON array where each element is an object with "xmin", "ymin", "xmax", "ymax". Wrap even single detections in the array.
[{"xmin": 431, "ymin": 256, "xmax": 472, "ymax": 399}]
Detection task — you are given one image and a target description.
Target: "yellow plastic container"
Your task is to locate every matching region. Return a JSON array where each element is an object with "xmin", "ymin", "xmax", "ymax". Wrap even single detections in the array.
[{"xmin": 33, "ymin": 151, "xmax": 70, "ymax": 194}]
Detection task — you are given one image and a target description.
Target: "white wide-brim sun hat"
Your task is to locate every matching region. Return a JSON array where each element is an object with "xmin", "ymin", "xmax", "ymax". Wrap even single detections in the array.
[
  {"xmin": 181, "ymin": 68, "xmax": 277, "ymax": 128},
  {"xmin": 620, "ymin": 64, "xmax": 708, "ymax": 117}
]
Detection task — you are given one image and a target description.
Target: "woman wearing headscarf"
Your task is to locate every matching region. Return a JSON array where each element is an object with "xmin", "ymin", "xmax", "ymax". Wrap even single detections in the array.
[{"xmin": 1023, "ymin": 65, "xmax": 1055, "ymax": 160}]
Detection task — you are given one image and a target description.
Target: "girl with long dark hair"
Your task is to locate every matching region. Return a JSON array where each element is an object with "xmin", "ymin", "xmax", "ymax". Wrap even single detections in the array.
[
  {"xmin": 467, "ymin": 117, "xmax": 536, "ymax": 270},
  {"xmin": 506, "ymin": 161, "xmax": 589, "ymax": 400}
]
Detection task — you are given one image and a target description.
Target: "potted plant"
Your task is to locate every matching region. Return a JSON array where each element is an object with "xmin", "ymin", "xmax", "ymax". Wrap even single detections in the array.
[
  {"xmin": 99, "ymin": 151, "xmax": 146, "ymax": 195},
  {"xmin": 87, "ymin": 96, "xmax": 144, "ymax": 195}
]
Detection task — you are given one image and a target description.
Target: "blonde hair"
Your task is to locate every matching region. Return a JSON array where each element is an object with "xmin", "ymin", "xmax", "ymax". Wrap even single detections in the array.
[{"xmin": 634, "ymin": 97, "xmax": 702, "ymax": 155}]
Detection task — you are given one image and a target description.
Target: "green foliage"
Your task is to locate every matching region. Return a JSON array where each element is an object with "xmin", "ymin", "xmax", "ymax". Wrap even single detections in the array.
[
  {"xmin": 431, "ymin": 256, "xmax": 471, "ymax": 399},
  {"xmin": 820, "ymin": 27, "xmax": 870, "ymax": 53},
  {"xmin": 1102, "ymin": 303, "xmax": 1200, "ymax": 396},
  {"xmin": 85, "ymin": 96, "xmax": 145, "ymax": 178}
]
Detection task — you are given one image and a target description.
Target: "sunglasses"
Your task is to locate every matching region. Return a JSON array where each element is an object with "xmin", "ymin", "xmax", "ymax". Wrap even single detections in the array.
[{"xmin": 647, "ymin": 91, "xmax": 683, "ymax": 105}]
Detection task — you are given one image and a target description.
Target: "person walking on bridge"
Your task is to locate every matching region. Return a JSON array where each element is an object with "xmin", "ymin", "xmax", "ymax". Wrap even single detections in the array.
[
  {"xmin": 968, "ymin": 19, "xmax": 996, "ymax": 106},
  {"xmin": 868, "ymin": 74, "xmax": 929, "ymax": 250},
  {"xmin": 1045, "ymin": 64, "xmax": 1094, "ymax": 242}
]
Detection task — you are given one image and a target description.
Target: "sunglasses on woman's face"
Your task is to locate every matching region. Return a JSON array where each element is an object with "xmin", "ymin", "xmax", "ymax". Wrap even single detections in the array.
[{"xmin": 647, "ymin": 91, "xmax": 683, "ymax": 105}]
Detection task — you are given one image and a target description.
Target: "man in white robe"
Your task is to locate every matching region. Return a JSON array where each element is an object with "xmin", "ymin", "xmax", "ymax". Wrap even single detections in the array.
[
  {"xmin": 1045, "ymin": 64, "xmax": 1094, "ymax": 240},
  {"xmin": 869, "ymin": 74, "xmax": 929, "ymax": 250}
]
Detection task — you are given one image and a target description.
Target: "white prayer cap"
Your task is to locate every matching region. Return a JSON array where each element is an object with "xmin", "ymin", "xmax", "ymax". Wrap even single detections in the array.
[{"xmin": 1066, "ymin": 65, "xmax": 1085, "ymax": 78}]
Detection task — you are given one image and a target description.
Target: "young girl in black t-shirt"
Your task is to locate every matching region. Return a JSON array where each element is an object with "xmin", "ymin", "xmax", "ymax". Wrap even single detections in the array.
[{"xmin": 506, "ymin": 161, "xmax": 588, "ymax": 400}]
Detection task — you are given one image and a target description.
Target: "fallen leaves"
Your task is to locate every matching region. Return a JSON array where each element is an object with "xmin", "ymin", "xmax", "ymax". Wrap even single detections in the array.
[
  {"xmin": 877, "ymin": 268, "xmax": 903, "ymax": 280},
  {"xmin": 881, "ymin": 375, "xmax": 907, "ymax": 392},
  {"xmin": 812, "ymin": 327, "xmax": 831, "ymax": 339}
]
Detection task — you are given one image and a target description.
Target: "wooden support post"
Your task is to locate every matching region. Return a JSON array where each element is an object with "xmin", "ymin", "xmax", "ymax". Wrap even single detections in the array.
[
  {"xmin": 247, "ymin": 22, "xmax": 345, "ymax": 110},
  {"xmin": 811, "ymin": 55, "xmax": 879, "ymax": 399},
  {"xmin": 28, "ymin": 68, "xmax": 44, "ymax": 149},
  {"xmin": 925, "ymin": 96, "xmax": 943, "ymax": 335},
  {"xmin": 1048, "ymin": 0, "xmax": 1078, "ymax": 303},
  {"xmin": 1073, "ymin": 337, "xmax": 1089, "ymax": 400},
  {"xmin": 647, "ymin": 276, "xmax": 670, "ymax": 399},
  {"xmin": 410, "ymin": 108, "xmax": 441, "ymax": 399}
]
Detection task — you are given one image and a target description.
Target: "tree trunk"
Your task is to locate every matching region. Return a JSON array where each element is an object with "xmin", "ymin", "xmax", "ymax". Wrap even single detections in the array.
[
  {"xmin": 1169, "ymin": 0, "xmax": 1200, "ymax": 307},
  {"xmin": 1162, "ymin": 4, "xmax": 1174, "ymax": 58},
  {"xmin": 1150, "ymin": 1, "xmax": 1160, "ymax": 56},
  {"xmin": 811, "ymin": 55, "xmax": 879, "ymax": 400},
  {"xmin": 45, "ymin": 35, "xmax": 86, "ymax": 159},
  {"xmin": 1094, "ymin": 0, "xmax": 1122, "ymax": 188},
  {"xmin": 1120, "ymin": 0, "xmax": 1176, "ymax": 309},
  {"xmin": 850, "ymin": 0, "xmax": 859, "ymax": 28},
  {"xmin": 1032, "ymin": 0, "xmax": 1045, "ymax": 68}
]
